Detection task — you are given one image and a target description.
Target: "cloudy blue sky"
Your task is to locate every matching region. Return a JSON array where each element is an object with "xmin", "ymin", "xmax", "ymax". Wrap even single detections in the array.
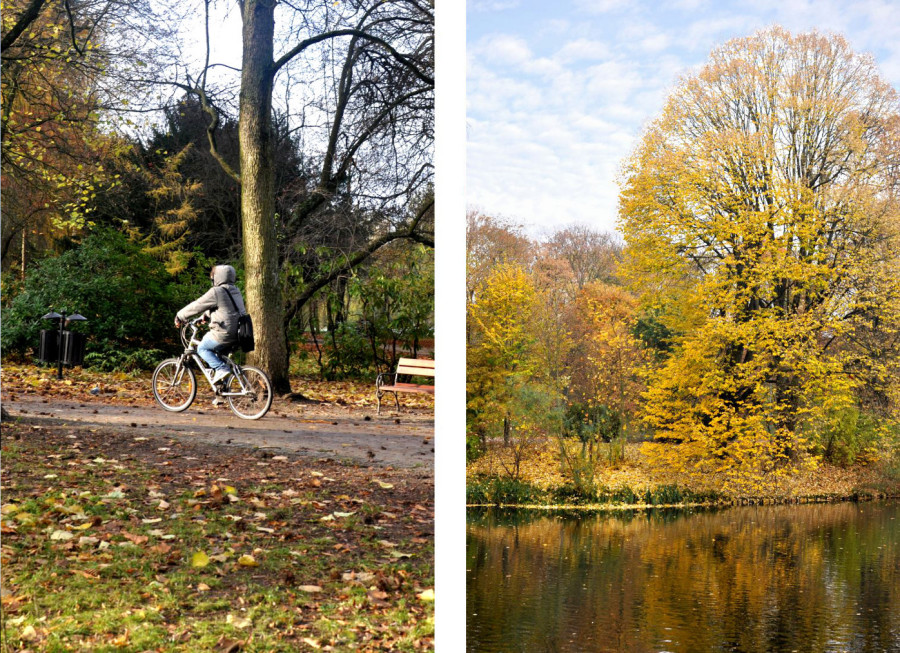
[{"xmin": 466, "ymin": 0, "xmax": 900, "ymax": 236}]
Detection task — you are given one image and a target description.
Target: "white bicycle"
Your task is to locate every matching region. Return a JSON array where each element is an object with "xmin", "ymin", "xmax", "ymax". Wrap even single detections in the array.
[{"xmin": 152, "ymin": 316, "xmax": 272, "ymax": 420}]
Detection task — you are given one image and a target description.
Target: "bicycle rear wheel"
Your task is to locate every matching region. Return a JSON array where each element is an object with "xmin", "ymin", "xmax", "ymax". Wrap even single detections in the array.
[
  {"xmin": 226, "ymin": 366, "xmax": 272, "ymax": 420},
  {"xmin": 152, "ymin": 358, "xmax": 197, "ymax": 412}
]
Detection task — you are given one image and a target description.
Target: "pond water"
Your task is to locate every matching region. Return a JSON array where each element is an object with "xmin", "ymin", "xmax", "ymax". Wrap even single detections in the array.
[{"xmin": 467, "ymin": 502, "xmax": 900, "ymax": 652}]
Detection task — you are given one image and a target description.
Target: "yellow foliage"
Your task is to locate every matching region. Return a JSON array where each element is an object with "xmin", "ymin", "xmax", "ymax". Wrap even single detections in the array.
[
  {"xmin": 467, "ymin": 263, "xmax": 542, "ymax": 436},
  {"xmin": 568, "ymin": 282, "xmax": 646, "ymax": 420}
]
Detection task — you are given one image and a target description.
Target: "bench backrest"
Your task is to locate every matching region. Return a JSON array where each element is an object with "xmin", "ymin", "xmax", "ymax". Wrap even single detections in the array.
[{"xmin": 396, "ymin": 357, "xmax": 435, "ymax": 378}]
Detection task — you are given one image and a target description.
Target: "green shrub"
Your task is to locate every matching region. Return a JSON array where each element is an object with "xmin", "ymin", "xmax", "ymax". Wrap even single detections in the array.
[
  {"xmin": 466, "ymin": 429, "xmax": 485, "ymax": 463},
  {"xmin": 558, "ymin": 401, "xmax": 625, "ymax": 497},
  {"xmin": 563, "ymin": 401, "xmax": 622, "ymax": 444},
  {"xmin": 466, "ymin": 477, "xmax": 543, "ymax": 505},
  {"xmin": 551, "ymin": 483, "xmax": 598, "ymax": 505},
  {"xmin": 817, "ymin": 405, "xmax": 881, "ymax": 466},
  {"xmin": 2, "ymin": 230, "xmax": 179, "ymax": 358},
  {"xmin": 319, "ymin": 322, "xmax": 374, "ymax": 380},
  {"xmin": 353, "ymin": 244, "xmax": 434, "ymax": 371},
  {"xmin": 83, "ymin": 348, "xmax": 169, "ymax": 373}
]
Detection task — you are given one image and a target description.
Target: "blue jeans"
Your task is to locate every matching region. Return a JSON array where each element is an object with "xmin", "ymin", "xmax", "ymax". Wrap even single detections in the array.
[{"xmin": 198, "ymin": 332, "xmax": 230, "ymax": 372}]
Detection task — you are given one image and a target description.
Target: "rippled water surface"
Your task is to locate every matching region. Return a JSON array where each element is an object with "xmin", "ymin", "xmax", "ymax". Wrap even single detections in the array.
[{"xmin": 467, "ymin": 502, "xmax": 900, "ymax": 652}]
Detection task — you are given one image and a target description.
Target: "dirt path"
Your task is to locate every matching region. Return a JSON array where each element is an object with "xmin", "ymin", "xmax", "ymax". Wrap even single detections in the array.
[{"xmin": 3, "ymin": 394, "xmax": 434, "ymax": 469}]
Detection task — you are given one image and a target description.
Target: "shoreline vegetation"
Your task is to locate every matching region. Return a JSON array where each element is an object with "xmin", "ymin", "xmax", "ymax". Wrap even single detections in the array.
[
  {"xmin": 466, "ymin": 442, "xmax": 900, "ymax": 510},
  {"xmin": 466, "ymin": 495, "xmax": 899, "ymax": 511}
]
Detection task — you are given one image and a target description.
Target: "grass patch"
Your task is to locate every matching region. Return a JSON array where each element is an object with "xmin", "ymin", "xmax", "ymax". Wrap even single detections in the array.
[
  {"xmin": 0, "ymin": 422, "xmax": 433, "ymax": 651},
  {"xmin": 466, "ymin": 476, "xmax": 546, "ymax": 505}
]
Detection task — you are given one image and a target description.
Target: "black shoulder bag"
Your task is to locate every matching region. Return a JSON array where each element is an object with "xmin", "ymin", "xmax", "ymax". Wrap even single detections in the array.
[{"xmin": 222, "ymin": 286, "xmax": 255, "ymax": 352}]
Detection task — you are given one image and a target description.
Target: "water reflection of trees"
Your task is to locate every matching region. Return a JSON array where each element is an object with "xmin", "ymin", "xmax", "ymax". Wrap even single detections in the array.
[{"xmin": 466, "ymin": 504, "xmax": 900, "ymax": 652}]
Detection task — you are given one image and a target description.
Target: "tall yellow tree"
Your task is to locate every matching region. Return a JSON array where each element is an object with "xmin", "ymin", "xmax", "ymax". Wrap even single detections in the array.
[
  {"xmin": 619, "ymin": 27, "xmax": 900, "ymax": 486},
  {"xmin": 467, "ymin": 263, "xmax": 541, "ymax": 447}
]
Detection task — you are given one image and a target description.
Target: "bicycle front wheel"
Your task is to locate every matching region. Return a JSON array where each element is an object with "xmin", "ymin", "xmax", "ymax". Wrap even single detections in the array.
[
  {"xmin": 226, "ymin": 366, "xmax": 273, "ymax": 420},
  {"xmin": 152, "ymin": 358, "xmax": 197, "ymax": 412}
]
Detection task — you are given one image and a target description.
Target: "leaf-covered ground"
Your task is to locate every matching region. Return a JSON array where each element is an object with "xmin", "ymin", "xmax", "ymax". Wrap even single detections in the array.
[
  {"xmin": 1, "ymin": 362, "xmax": 435, "ymax": 414},
  {"xmin": 1, "ymin": 419, "xmax": 434, "ymax": 651}
]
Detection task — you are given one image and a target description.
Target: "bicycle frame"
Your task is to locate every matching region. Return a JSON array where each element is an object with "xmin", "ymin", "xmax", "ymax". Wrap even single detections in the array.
[{"xmin": 176, "ymin": 320, "xmax": 256, "ymax": 399}]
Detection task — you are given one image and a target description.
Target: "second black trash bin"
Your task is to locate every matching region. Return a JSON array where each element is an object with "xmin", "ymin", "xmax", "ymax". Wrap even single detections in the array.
[{"xmin": 61, "ymin": 331, "xmax": 86, "ymax": 367}]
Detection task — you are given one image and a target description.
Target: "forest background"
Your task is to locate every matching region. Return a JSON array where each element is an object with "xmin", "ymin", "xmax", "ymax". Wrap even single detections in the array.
[
  {"xmin": 1, "ymin": 0, "xmax": 435, "ymax": 390},
  {"xmin": 466, "ymin": 28, "xmax": 900, "ymax": 505}
]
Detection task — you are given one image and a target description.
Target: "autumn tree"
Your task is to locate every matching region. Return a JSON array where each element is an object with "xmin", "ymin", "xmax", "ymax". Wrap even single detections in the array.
[
  {"xmin": 553, "ymin": 283, "xmax": 646, "ymax": 492},
  {"xmin": 567, "ymin": 283, "xmax": 645, "ymax": 431},
  {"xmin": 466, "ymin": 209, "xmax": 533, "ymax": 349},
  {"xmin": 543, "ymin": 224, "xmax": 622, "ymax": 296},
  {"xmin": 531, "ymin": 224, "xmax": 623, "ymax": 392},
  {"xmin": 1, "ymin": 0, "xmax": 178, "ymax": 269},
  {"xmin": 619, "ymin": 27, "xmax": 900, "ymax": 485},
  {"xmin": 467, "ymin": 263, "xmax": 542, "ymax": 448},
  {"xmin": 530, "ymin": 256, "xmax": 574, "ymax": 392}
]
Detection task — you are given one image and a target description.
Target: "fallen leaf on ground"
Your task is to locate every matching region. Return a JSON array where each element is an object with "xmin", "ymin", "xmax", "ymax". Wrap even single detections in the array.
[
  {"xmin": 71, "ymin": 569, "xmax": 100, "ymax": 579},
  {"xmin": 226, "ymin": 614, "xmax": 252, "ymax": 629},
  {"xmin": 122, "ymin": 532, "xmax": 148, "ymax": 545}
]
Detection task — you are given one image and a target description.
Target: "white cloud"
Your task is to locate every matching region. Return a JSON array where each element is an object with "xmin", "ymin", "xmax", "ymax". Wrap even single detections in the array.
[
  {"xmin": 574, "ymin": 0, "xmax": 638, "ymax": 15},
  {"xmin": 475, "ymin": 34, "xmax": 533, "ymax": 66},
  {"xmin": 556, "ymin": 39, "xmax": 613, "ymax": 63},
  {"xmin": 663, "ymin": 0, "xmax": 711, "ymax": 9},
  {"xmin": 467, "ymin": 0, "xmax": 522, "ymax": 13},
  {"xmin": 638, "ymin": 33, "xmax": 671, "ymax": 54}
]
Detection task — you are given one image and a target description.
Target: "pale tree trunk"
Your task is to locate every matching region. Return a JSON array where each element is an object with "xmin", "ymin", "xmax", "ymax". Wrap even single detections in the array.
[{"xmin": 239, "ymin": 0, "xmax": 290, "ymax": 393}]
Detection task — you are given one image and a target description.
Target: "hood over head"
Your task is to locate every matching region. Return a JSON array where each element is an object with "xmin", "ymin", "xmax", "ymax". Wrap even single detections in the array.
[{"xmin": 211, "ymin": 265, "xmax": 236, "ymax": 286}]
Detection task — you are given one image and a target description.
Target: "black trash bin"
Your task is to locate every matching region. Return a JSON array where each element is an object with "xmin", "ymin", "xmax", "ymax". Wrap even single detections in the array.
[
  {"xmin": 61, "ymin": 330, "xmax": 86, "ymax": 367},
  {"xmin": 38, "ymin": 329, "xmax": 60, "ymax": 364}
]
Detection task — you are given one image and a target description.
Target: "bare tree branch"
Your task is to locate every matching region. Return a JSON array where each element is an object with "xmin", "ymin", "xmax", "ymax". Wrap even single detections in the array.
[
  {"xmin": 1, "ymin": 0, "xmax": 46, "ymax": 53},
  {"xmin": 284, "ymin": 196, "xmax": 433, "ymax": 323},
  {"xmin": 273, "ymin": 29, "xmax": 433, "ymax": 86}
]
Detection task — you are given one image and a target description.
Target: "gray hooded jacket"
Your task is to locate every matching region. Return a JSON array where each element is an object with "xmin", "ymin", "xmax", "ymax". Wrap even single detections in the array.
[{"xmin": 176, "ymin": 265, "xmax": 246, "ymax": 344}]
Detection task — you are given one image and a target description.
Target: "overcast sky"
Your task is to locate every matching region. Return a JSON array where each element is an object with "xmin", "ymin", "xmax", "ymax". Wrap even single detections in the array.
[{"xmin": 466, "ymin": 0, "xmax": 900, "ymax": 236}]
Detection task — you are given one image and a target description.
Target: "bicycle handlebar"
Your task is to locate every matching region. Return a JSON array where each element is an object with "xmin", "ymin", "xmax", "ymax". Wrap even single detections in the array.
[{"xmin": 179, "ymin": 315, "xmax": 208, "ymax": 347}]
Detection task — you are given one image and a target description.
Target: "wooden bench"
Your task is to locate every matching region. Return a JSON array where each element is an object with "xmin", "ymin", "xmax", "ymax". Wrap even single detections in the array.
[{"xmin": 375, "ymin": 358, "xmax": 435, "ymax": 415}]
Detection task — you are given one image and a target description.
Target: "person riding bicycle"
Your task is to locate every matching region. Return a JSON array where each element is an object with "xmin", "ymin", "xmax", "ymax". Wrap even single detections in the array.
[{"xmin": 174, "ymin": 265, "xmax": 246, "ymax": 385}]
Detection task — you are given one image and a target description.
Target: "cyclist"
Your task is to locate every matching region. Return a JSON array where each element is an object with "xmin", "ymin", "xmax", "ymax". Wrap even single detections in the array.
[{"xmin": 174, "ymin": 265, "xmax": 246, "ymax": 386}]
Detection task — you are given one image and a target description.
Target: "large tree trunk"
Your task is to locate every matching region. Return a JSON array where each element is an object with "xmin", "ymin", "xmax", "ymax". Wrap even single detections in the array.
[{"xmin": 240, "ymin": 0, "xmax": 290, "ymax": 394}]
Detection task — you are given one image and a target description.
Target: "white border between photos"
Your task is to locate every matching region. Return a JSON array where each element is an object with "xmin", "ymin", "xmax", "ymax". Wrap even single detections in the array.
[{"xmin": 434, "ymin": 0, "xmax": 466, "ymax": 648}]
